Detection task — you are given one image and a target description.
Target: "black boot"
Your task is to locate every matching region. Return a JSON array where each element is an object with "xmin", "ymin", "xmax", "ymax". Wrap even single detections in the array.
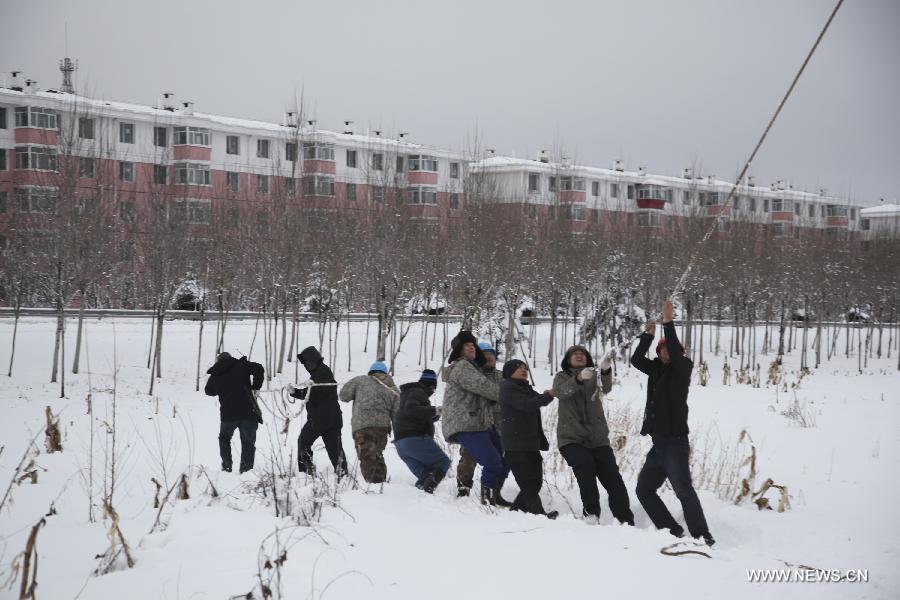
[
  {"xmin": 423, "ymin": 469, "xmax": 445, "ymax": 494},
  {"xmin": 546, "ymin": 510, "xmax": 559, "ymax": 520},
  {"xmin": 457, "ymin": 484, "xmax": 471, "ymax": 497},
  {"xmin": 493, "ymin": 478, "xmax": 513, "ymax": 508},
  {"xmin": 480, "ymin": 485, "xmax": 495, "ymax": 506}
]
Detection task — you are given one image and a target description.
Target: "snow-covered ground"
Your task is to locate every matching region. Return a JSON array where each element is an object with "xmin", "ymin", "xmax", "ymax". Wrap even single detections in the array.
[{"xmin": 0, "ymin": 317, "xmax": 897, "ymax": 600}]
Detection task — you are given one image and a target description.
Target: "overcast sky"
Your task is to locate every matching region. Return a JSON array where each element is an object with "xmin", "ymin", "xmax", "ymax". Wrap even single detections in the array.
[{"xmin": 2, "ymin": 0, "xmax": 898, "ymax": 203}]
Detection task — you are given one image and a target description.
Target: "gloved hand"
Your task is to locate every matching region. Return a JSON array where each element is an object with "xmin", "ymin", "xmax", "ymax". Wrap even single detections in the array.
[
  {"xmin": 578, "ymin": 367, "xmax": 595, "ymax": 381},
  {"xmin": 600, "ymin": 351, "xmax": 614, "ymax": 371},
  {"xmin": 291, "ymin": 385, "xmax": 308, "ymax": 400}
]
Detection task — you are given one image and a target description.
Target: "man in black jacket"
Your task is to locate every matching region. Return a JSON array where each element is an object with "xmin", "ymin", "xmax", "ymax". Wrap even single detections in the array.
[
  {"xmin": 499, "ymin": 359, "xmax": 558, "ymax": 519},
  {"xmin": 631, "ymin": 300, "xmax": 714, "ymax": 546},
  {"xmin": 392, "ymin": 370, "xmax": 450, "ymax": 493},
  {"xmin": 291, "ymin": 346, "xmax": 348, "ymax": 478},
  {"xmin": 205, "ymin": 352, "xmax": 265, "ymax": 473}
]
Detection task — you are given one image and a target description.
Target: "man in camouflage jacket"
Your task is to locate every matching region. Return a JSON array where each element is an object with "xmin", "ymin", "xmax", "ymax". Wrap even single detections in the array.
[
  {"xmin": 339, "ymin": 361, "xmax": 400, "ymax": 483},
  {"xmin": 441, "ymin": 331, "xmax": 508, "ymax": 505}
]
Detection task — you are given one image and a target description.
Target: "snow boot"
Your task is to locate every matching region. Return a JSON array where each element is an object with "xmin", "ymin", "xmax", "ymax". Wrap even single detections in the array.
[
  {"xmin": 480, "ymin": 485, "xmax": 495, "ymax": 506},
  {"xmin": 546, "ymin": 510, "xmax": 559, "ymax": 520},
  {"xmin": 700, "ymin": 533, "xmax": 716, "ymax": 547},
  {"xmin": 493, "ymin": 479, "xmax": 513, "ymax": 508},
  {"xmin": 669, "ymin": 526, "xmax": 685, "ymax": 539},
  {"xmin": 423, "ymin": 470, "xmax": 445, "ymax": 494},
  {"xmin": 457, "ymin": 484, "xmax": 471, "ymax": 497}
]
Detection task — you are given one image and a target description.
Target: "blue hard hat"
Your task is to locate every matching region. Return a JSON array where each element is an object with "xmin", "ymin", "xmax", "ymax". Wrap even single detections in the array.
[
  {"xmin": 478, "ymin": 342, "xmax": 496, "ymax": 355},
  {"xmin": 369, "ymin": 361, "xmax": 389, "ymax": 374}
]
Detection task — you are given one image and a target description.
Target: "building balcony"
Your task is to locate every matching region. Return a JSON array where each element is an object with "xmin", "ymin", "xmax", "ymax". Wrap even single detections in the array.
[
  {"xmin": 770, "ymin": 211, "xmax": 794, "ymax": 222},
  {"xmin": 302, "ymin": 159, "xmax": 336, "ymax": 175}
]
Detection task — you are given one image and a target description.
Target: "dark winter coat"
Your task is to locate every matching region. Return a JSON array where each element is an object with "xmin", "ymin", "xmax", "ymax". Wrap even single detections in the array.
[
  {"xmin": 204, "ymin": 355, "xmax": 264, "ymax": 422},
  {"xmin": 552, "ymin": 346, "xmax": 613, "ymax": 449},
  {"xmin": 292, "ymin": 346, "xmax": 343, "ymax": 430},
  {"xmin": 499, "ymin": 379, "xmax": 553, "ymax": 452},
  {"xmin": 393, "ymin": 382, "xmax": 441, "ymax": 441},
  {"xmin": 631, "ymin": 321, "xmax": 693, "ymax": 438}
]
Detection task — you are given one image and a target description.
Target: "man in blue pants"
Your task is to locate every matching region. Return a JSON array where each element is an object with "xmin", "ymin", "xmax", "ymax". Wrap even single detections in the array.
[{"xmin": 393, "ymin": 370, "xmax": 451, "ymax": 493}]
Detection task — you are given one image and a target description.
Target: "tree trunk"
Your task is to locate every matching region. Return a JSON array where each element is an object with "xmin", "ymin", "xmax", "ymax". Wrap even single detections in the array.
[
  {"xmin": 72, "ymin": 292, "xmax": 86, "ymax": 374},
  {"xmin": 7, "ymin": 297, "xmax": 21, "ymax": 377},
  {"xmin": 195, "ymin": 299, "xmax": 205, "ymax": 392}
]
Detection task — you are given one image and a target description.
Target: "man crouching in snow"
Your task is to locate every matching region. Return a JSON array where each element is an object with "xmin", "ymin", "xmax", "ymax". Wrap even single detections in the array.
[
  {"xmin": 204, "ymin": 352, "xmax": 265, "ymax": 473},
  {"xmin": 631, "ymin": 299, "xmax": 715, "ymax": 547},
  {"xmin": 393, "ymin": 370, "xmax": 451, "ymax": 493},
  {"xmin": 339, "ymin": 361, "xmax": 400, "ymax": 484}
]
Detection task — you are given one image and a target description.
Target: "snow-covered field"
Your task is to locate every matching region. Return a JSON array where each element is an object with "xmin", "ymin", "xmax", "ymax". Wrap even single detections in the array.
[{"xmin": 0, "ymin": 317, "xmax": 897, "ymax": 600}]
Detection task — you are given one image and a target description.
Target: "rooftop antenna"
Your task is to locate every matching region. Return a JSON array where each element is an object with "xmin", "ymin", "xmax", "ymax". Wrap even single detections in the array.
[{"xmin": 59, "ymin": 23, "xmax": 77, "ymax": 93}]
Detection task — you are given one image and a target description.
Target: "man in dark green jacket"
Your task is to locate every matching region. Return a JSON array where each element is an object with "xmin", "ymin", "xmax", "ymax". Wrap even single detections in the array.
[
  {"xmin": 553, "ymin": 345, "xmax": 634, "ymax": 525},
  {"xmin": 631, "ymin": 299, "xmax": 714, "ymax": 547}
]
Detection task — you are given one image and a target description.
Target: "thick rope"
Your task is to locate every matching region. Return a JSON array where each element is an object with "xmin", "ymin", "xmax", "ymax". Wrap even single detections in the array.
[{"xmin": 670, "ymin": 0, "xmax": 845, "ymax": 301}]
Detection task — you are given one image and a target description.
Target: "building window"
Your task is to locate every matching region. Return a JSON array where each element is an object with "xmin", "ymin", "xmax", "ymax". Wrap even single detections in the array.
[
  {"xmin": 174, "ymin": 162, "xmax": 211, "ymax": 186},
  {"xmin": 748, "ymin": 197, "xmax": 756, "ymax": 212},
  {"xmin": 396, "ymin": 155, "xmax": 405, "ymax": 173},
  {"xmin": 562, "ymin": 204, "xmax": 586, "ymax": 221},
  {"xmin": 529, "ymin": 204, "xmax": 537, "ymax": 219},
  {"xmin": 450, "ymin": 162, "xmax": 460, "ymax": 179},
  {"xmin": 78, "ymin": 117, "xmax": 94, "ymax": 139},
  {"xmin": 172, "ymin": 198, "xmax": 211, "ymax": 224},
  {"xmin": 347, "ymin": 183, "xmax": 357, "ymax": 201},
  {"xmin": 154, "ymin": 164, "xmax": 167, "ymax": 185},
  {"xmin": 226, "ymin": 171, "xmax": 239, "ymax": 192},
  {"xmin": 346, "ymin": 150, "xmax": 357, "ymax": 168},
  {"xmin": 529, "ymin": 173, "xmax": 540, "ymax": 192},
  {"xmin": 226, "ymin": 135, "xmax": 239, "ymax": 155},
  {"xmin": 549, "ymin": 176, "xmax": 558, "ymax": 192},
  {"xmin": 638, "ymin": 211, "xmax": 661, "ymax": 227},
  {"xmin": 771, "ymin": 198, "xmax": 793, "ymax": 213},
  {"xmin": 285, "ymin": 142, "xmax": 298, "ymax": 162},
  {"xmin": 372, "ymin": 153, "xmax": 384, "ymax": 171},
  {"xmin": 406, "ymin": 186, "xmax": 438, "ymax": 205},
  {"xmin": 15, "ymin": 187, "xmax": 57, "ymax": 213},
  {"xmin": 560, "ymin": 177, "xmax": 586, "ymax": 191},
  {"xmin": 637, "ymin": 186, "xmax": 673, "ymax": 201},
  {"xmin": 0, "ymin": 149, "xmax": 6, "ymax": 171},
  {"xmin": 15, "ymin": 107, "xmax": 58, "ymax": 129},
  {"xmin": 684, "ymin": 191, "xmax": 692, "ymax": 206},
  {"xmin": 407, "ymin": 155, "xmax": 438, "ymax": 171},
  {"xmin": 627, "ymin": 185, "xmax": 635, "ymax": 200},
  {"xmin": 285, "ymin": 177, "xmax": 296, "ymax": 195},
  {"xmin": 256, "ymin": 139, "xmax": 270, "ymax": 158},
  {"xmin": 76, "ymin": 195, "xmax": 98, "ymax": 216},
  {"xmin": 850, "ymin": 208, "xmax": 857, "ymax": 221},
  {"xmin": 592, "ymin": 209, "xmax": 599, "ymax": 224},
  {"xmin": 764, "ymin": 199, "xmax": 769, "ymax": 213},
  {"xmin": 154, "ymin": 126, "xmax": 167, "ymax": 147},
  {"xmin": 15, "ymin": 146, "xmax": 58, "ymax": 171},
  {"xmin": 610, "ymin": 183, "xmax": 619, "ymax": 198},
  {"xmin": 79, "ymin": 157, "xmax": 95, "ymax": 178},
  {"xmin": 772, "ymin": 223, "xmax": 792, "ymax": 237},
  {"xmin": 174, "ymin": 127, "xmax": 211, "ymax": 146},
  {"xmin": 548, "ymin": 205, "xmax": 556, "ymax": 220},
  {"xmin": 0, "ymin": 191, "xmax": 6, "ymax": 213},
  {"xmin": 0, "ymin": 107, "xmax": 6, "ymax": 129},
  {"xmin": 373, "ymin": 186, "xmax": 384, "ymax": 202},
  {"xmin": 257, "ymin": 174, "xmax": 269, "ymax": 194},
  {"xmin": 826, "ymin": 205, "xmax": 848, "ymax": 217},
  {"xmin": 119, "ymin": 161, "xmax": 135, "ymax": 182},
  {"xmin": 302, "ymin": 143, "xmax": 335, "ymax": 160},
  {"xmin": 809, "ymin": 205, "xmax": 815, "ymax": 218},
  {"xmin": 861, "ymin": 218, "xmax": 870, "ymax": 231},
  {"xmin": 700, "ymin": 192, "xmax": 726, "ymax": 206},
  {"xmin": 119, "ymin": 123, "xmax": 134, "ymax": 144},
  {"xmin": 450, "ymin": 193, "xmax": 459, "ymax": 209},
  {"xmin": 591, "ymin": 181, "xmax": 599, "ymax": 196},
  {"xmin": 302, "ymin": 175, "xmax": 335, "ymax": 197}
]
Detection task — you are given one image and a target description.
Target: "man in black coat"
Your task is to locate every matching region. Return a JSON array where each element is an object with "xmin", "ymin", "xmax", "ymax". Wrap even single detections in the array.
[
  {"xmin": 499, "ymin": 359, "xmax": 558, "ymax": 519},
  {"xmin": 204, "ymin": 352, "xmax": 265, "ymax": 473},
  {"xmin": 291, "ymin": 346, "xmax": 348, "ymax": 477},
  {"xmin": 392, "ymin": 370, "xmax": 451, "ymax": 493},
  {"xmin": 631, "ymin": 299, "xmax": 714, "ymax": 546}
]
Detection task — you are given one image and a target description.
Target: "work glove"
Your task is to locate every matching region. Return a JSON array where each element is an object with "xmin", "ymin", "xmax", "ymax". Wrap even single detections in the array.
[
  {"xmin": 579, "ymin": 367, "xmax": 596, "ymax": 381},
  {"xmin": 290, "ymin": 385, "xmax": 308, "ymax": 400},
  {"xmin": 600, "ymin": 351, "xmax": 614, "ymax": 371}
]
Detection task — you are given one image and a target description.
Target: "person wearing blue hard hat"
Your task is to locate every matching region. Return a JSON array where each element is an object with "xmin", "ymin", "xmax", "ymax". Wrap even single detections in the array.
[{"xmin": 339, "ymin": 361, "xmax": 400, "ymax": 483}]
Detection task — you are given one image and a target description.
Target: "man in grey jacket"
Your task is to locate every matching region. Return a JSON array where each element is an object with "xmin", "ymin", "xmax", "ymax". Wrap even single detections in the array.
[
  {"xmin": 553, "ymin": 345, "xmax": 634, "ymax": 525},
  {"xmin": 339, "ymin": 361, "xmax": 400, "ymax": 483},
  {"xmin": 441, "ymin": 331, "xmax": 508, "ymax": 505}
]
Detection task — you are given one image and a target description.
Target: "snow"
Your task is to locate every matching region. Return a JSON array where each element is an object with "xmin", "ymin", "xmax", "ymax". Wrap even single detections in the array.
[
  {"xmin": 860, "ymin": 204, "xmax": 900, "ymax": 217},
  {"xmin": 0, "ymin": 317, "xmax": 898, "ymax": 599}
]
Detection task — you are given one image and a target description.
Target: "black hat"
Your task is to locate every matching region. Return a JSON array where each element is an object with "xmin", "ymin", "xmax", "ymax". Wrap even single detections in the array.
[
  {"xmin": 447, "ymin": 330, "xmax": 485, "ymax": 366},
  {"xmin": 502, "ymin": 359, "xmax": 528, "ymax": 379}
]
